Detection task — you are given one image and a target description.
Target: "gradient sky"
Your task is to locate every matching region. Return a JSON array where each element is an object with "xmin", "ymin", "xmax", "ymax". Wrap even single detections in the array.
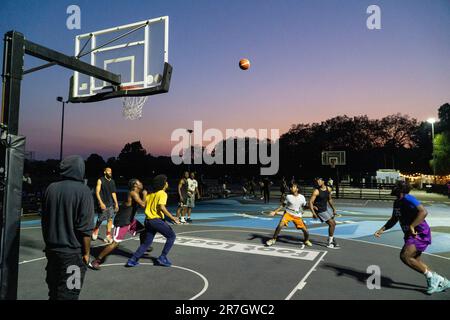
[{"xmin": 1, "ymin": 0, "xmax": 449, "ymax": 160}]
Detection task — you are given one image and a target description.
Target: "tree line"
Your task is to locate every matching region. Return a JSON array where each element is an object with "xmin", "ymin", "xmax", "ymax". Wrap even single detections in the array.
[{"xmin": 25, "ymin": 104, "xmax": 450, "ymax": 188}]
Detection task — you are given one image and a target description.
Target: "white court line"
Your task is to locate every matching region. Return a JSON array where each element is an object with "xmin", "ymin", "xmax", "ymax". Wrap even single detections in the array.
[
  {"xmin": 19, "ymin": 257, "xmax": 46, "ymax": 265},
  {"xmin": 21, "ymin": 226, "xmax": 42, "ymax": 230},
  {"xmin": 18, "ymin": 236, "xmax": 138, "ymax": 265},
  {"xmin": 285, "ymin": 251, "xmax": 328, "ymax": 300},
  {"xmin": 100, "ymin": 263, "xmax": 208, "ymax": 300}
]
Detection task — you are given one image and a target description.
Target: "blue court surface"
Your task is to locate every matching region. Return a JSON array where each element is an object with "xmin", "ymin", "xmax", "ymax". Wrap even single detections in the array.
[{"xmin": 18, "ymin": 197, "xmax": 450, "ymax": 300}]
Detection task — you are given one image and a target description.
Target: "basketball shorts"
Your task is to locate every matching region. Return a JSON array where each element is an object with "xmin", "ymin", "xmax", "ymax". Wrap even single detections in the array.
[{"xmin": 281, "ymin": 213, "xmax": 306, "ymax": 230}]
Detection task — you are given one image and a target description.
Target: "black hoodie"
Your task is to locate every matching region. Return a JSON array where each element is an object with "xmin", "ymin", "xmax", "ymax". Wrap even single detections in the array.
[{"xmin": 42, "ymin": 155, "xmax": 94, "ymax": 253}]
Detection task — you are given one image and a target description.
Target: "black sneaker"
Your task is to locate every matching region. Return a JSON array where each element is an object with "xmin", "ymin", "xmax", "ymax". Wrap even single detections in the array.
[{"xmin": 186, "ymin": 218, "xmax": 193, "ymax": 224}]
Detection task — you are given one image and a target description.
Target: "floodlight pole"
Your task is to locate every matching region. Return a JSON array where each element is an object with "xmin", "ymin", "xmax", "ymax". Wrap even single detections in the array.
[
  {"xmin": 187, "ymin": 129, "xmax": 193, "ymax": 172},
  {"xmin": 335, "ymin": 166, "xmax": 340, "ymax": 199},
  {"xmin": 0, "ymin": 30, "xmax": 121, "ymax": 300},
  {"xmin": 431, "ymin": 121, "xmax": 436, "ymax": 183}
]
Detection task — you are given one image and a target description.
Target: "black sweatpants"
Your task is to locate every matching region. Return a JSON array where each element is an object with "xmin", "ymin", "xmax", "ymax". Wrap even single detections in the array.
[{"xmin": 45, "ymin": 251, "xmax": 87, "ymax": 300}]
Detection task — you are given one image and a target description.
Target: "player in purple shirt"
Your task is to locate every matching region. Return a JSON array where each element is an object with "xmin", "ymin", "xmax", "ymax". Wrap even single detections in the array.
[{"xmin": 375, "ymin": 181, "xmax": 449, "ymax": 294}]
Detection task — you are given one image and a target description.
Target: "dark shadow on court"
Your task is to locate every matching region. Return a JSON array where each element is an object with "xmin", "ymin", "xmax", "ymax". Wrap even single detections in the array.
[
  {"xmin": 322, "ymin": 263, "xmax": 427, "ymax": 294},
  {"xmin": 247, "ymin": 233, "xmax": 322, "ymax": 246},
  {"xmin": 90, "ymin": 245, "xmax": 134, "ymax": 260}
]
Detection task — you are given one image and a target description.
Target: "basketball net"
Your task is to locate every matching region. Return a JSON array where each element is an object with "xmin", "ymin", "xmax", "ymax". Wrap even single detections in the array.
[{"xmin": 122, "ymin": 96, "xmax": 148, "ymax": 120}]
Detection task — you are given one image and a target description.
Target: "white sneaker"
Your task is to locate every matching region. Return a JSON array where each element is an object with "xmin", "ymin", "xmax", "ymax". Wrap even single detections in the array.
[
  {"xmin": 265, "ymin": 239, "xmax": 276, "ymax": 246},
  {"xmin": 327, "ymin": 241, "xmax": 335, "ymax": 248},
  {"xmin": 180, "ymin": 218, "xmax": 186, "ymax": 224},
  {"xmin": 104, "ymin": 235, "xmax": 113, "ymax": 244}
]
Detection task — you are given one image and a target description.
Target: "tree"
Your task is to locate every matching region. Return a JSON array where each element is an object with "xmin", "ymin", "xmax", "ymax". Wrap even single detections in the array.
[
  {"xmin": 438, "ymin": 103, "xmax": 450, "ymax": 132},
  {"xmin": 117, "ymin": 141, "xmax": 148, "ymax": 178},
  {"xmin": 85, "ymin": 154, "xmax": 106, "ymax": 178},
  {"xmin": 431, "ymin": 132, "xmax": 450, "ymax": 174}
]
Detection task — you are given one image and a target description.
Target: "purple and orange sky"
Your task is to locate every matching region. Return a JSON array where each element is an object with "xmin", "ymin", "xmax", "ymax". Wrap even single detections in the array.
[{"xmin": 1, "ymin": 0, "xmax": 449, "ymax": 160}]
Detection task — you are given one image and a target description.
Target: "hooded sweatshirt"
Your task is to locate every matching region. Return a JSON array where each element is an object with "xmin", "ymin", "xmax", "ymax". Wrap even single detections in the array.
[{"xmin": 42, "ymin": 155, "xmax": 94, "ymax": 253}]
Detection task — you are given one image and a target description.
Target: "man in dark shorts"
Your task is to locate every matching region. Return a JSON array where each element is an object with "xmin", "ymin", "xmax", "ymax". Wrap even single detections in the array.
[
  {"xmin": 92, "ymin": 167, "xmax": 119, "ymax": 243},
  {"xmin": 309, "ymin": 177, "xmax": 338, "ymax": 248},
  {"xmin": 89, "ymin": 179, "xmax": 147, "ymax": 270},
  {"xmin": 176, "ymin": 171, "xmax": 189, "ymax": 224},
  {"xmin": 375, "ymin": 181, "xmax": 449, "ymax": 294},
  {"xmin": 42, "ymin": 155, "xmax": 94, "ymax": 300}
]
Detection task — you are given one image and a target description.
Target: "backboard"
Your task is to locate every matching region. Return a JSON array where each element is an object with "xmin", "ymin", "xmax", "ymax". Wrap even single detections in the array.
[
  {"xmin": 322, "ymin": 151, "xmax": 346, "ymax": 168},
  {"xmin": 69, "ymin": 16, "xmax": 172, "ymax": 103}
]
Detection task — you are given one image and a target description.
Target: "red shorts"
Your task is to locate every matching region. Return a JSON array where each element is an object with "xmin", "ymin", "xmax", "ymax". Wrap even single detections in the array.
[{"xmin": 113, "ymin": 219, "xmax": 142, "ymax": 243}]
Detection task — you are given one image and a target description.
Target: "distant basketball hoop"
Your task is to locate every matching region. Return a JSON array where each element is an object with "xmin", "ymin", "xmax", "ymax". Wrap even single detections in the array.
[{"xmin": 322, "ymin": 151, "xmax": 346, "ymax": 168}]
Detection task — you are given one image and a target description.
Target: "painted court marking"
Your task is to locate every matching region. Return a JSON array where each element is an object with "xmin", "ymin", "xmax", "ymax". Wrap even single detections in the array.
[
  {"xmin": 285, "ymin": 251, "xmax": 328, "ymax": 300},
  {"xmin": 152, "ymin": 235, "xmax": 322, "ymax": 261},
  {"xmin": 99, "ymin": 263, "xmax": 209, "ymax": 300}
]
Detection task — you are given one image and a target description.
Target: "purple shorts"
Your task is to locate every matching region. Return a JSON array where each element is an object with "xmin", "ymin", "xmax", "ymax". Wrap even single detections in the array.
[{"xmin": 404, "ymin": 221, "xmax": 432, "ymax": 252}]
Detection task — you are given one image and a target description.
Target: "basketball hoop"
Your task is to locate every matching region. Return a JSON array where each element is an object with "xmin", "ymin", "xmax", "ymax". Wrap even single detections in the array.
[{"xmin": 121, "ymin": 85, "xmax": 148, "ymax": 120}]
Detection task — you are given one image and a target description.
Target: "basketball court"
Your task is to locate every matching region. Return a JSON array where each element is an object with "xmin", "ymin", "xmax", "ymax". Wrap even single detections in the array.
[
  {"xmin": 17, "ymin": 197, "xmax": 450, "ymax": 300},
  {"xmin": 2, "ymin": 11, "xmax": 450, "ymax": 303}
]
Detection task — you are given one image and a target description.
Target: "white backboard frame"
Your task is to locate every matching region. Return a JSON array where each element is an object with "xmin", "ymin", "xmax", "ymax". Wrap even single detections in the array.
[{"xmin": 72, "ymin": 16, "xmax": 169, "ymax": 99}]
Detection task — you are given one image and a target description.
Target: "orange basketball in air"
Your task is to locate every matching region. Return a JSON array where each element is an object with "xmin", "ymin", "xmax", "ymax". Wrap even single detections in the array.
[{"xmin": 239, "ymin": 58, "xmax": 250, "ymax": 70}]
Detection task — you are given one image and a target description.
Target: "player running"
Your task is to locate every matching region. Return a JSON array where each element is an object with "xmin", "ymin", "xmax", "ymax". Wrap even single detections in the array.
[
  {"xmin": 374, "ymin": 181, "xmax": 450, "ymax": 294},
  {"xmin": 265, "ymin": 182, "xmax": 312, "ymax": 249},
  {"xmin": 126, "ymin": 175, "xmax": 180, "ymax": 267},
  {"xmin": 309, "ymin": 177, "xmax": 339, "ymax": 248},
  {"xmin": 89, "ymin": 179, "xmax": 147, "ymax": 270}
]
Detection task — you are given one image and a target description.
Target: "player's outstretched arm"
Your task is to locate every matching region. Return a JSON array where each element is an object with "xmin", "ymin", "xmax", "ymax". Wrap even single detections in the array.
[
  {"xmin": 160, "ymin": 204, "xmax": 180, "ymax": 224},
  {"xmin": 375, "ymin": 213, "xmax": 398, "ymax": 237},
  {"xmin": 270, "ymin": 205, "xmax": 284, "ymax": 216}
]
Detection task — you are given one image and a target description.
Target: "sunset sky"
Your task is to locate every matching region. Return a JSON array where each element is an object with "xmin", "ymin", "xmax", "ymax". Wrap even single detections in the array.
[{"xmin": 1, "ymin": 0, "xmax": 449, "ymax": 160}]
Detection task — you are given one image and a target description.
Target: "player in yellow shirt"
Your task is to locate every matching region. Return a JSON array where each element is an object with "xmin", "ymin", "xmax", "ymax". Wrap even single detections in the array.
[{"xmin": 126, "ymin": 175, "xmax": 180, "ymax": 267}]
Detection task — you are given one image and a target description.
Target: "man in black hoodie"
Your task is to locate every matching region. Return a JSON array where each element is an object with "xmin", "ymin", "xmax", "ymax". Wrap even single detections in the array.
[{"xmin": 41, "ymin": 155, "xmax": 94, "ymax": 300}]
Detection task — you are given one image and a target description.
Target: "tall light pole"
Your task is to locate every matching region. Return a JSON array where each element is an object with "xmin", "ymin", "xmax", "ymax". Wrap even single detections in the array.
[
  {"xmin": 427, "ymin": 118, "xmax": 436, "ymax": 183},
  {"xmin": 57, "ymin": 97, "xmax": 68, "ymax": 161},
  {"xmin": 187, "ymin": 129, "xmax": 193, "ymax": 171}
]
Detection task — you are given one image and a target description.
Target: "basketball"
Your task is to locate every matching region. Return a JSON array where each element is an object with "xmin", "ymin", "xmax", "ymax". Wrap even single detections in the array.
[{"xmin": 239, "ymin": 58, "xmax": 250, "ymax": 70}]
